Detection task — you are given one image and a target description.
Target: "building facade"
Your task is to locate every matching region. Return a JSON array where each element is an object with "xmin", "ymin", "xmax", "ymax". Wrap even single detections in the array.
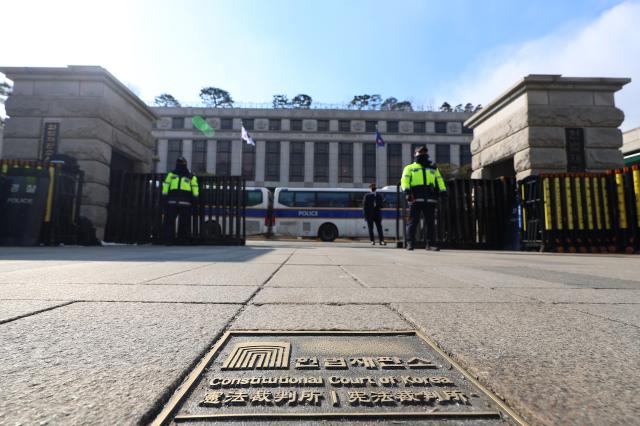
[
  {"xmin": 151, "ymin": 107, "xmax": 473, "ymax": 188},
  {"xmin": 622, "ymin": 127, "xmax": 640, "ymax": 164}
]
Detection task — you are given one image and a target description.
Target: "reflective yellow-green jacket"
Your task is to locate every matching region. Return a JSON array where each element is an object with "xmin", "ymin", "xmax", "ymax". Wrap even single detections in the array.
[
  {"xmin": 400, "ymin": 161, "xmax": 446, "ymax": 201},
  {"xmin": 162, "ymin": 172, "xmax": 199, "ymax": 205}
]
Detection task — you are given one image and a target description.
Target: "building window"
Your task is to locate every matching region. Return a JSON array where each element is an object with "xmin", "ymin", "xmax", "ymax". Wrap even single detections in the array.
[
  {"xmin": 242, "ymin": 142, "xmax": 255, "ymax": 180},
  {"xmin": 167, "ymin": 139, "xmax": 183, "ymax": 170},
  {"xmin": 387, "ymin": 144, "xmax": 402, "ymax": 186},
  {"xmin": 365, "ymin": 120, "xmax": 377, "ymax": 133},
  {"xmin": 289, "ymin": 142, "xmax": 305, "ymax": 182},
  {"xmin": 221, "ymin": 118, "xmax": 233, "ymax": 130},
  {"xmin": 363, "ymin": 143, "xmax": 376, "ymax": 182},
  {"xmin": 387, "ymin": 121, "xmax": 399, "ymax": 133},
  {"xmin": 265, "ymin": 141, "xmax": 280, "ymax": 181},
  {"xmin": 317, "ymin": 120, "xmax": 330, "ymax": 132},
  {"xmin": 460, "ymin": 144, "xmax": 471, "ymax": 165},
  {"xmin": 192, "ymin": 140, "xmax": 207, "ymax": 174},
  {"xmin": 338, "ymin": 142, "xmax": 353, "ymax": 183},
  {"xmin": 436, "ymin": 144, "xmax": 450, "ymax": 164},
  {"xmin": 435, "ymin": 121, "xmax": 447, "ymax": 134},
  {"xmin": 242, "ymin": 118, "xmax": 254, "ymax": 130},
  {"xmin": 339, "ymin": 120, "xmax": 350, "ymax": 132},
  {"xmin": 153, "ymin": 139, "xmax": 159, "ymax": 156},
  {"xmin": 462, "ymin": 125, "xmax": 473, "ymax": 134},
  {"xmin": 414, "ymin": 121, "xmax": 426, "ymax": 133},
  {"xmin": 171, "ymin": 117, "xmax": 184, "ymax": 129},
  {"xmin": 216, "ymin": 140, "xmax": 231, "ymax": 175},
  {"xmin": 269, "ymin": 119, "xmax": 281, "ymax": 131},
  {"xmin": 291, "ymin": 119, "xmax": 303, "ymax": 131},
  {"xmin": 314, "ymin": 142, "xmax": 329, "ymax": 182}
]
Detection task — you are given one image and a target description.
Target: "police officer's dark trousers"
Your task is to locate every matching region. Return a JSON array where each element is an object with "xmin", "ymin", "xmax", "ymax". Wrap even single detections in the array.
[
  {"xmin": 165, "ymin": 203, "xmax": 192, "ymax": 243},
  {"xmin": 407, "ymin": 201, "xmax": 436, "ymax": 245}
]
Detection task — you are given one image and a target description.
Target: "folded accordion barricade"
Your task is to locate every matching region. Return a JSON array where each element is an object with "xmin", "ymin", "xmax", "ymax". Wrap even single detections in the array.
[{"xmin": 518, "ymin": 167, "xmax": 640, "ymax": 254}]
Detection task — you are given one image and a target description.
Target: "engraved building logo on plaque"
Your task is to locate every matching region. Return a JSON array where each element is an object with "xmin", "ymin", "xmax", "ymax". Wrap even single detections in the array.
[{"xmin": 221, "ymin": 342, "xmax": 291, "ymax": 370}]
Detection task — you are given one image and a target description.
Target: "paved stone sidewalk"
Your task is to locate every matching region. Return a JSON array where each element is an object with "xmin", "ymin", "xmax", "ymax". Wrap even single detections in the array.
[{"xmin": 0, "ymin": 241, "xmax": 638, "ymax": 425}]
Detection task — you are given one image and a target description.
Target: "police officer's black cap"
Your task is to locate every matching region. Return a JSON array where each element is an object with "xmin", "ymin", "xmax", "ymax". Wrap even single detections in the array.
[
  {"xmin": 176, "ymin": 157, "xmax": 187, "ymax": 164},
  {"xmin": 414, "ymin": 146, "xmax": 428, "ymax": 155}
]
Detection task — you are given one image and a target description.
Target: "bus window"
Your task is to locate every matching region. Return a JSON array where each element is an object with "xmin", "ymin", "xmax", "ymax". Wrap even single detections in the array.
[
  {"xmin": 317, "ymin": 192, "xmax": 350, "ymax": 207},
  {"xmin": 380, "ymin": 193, "xmax": 398, "ymax": 208},
  {"xmin": 246, "ymin": 190, "xmax": 263, "ymax": 207},
  {"xmin": 294, "ymin": 192, "xmax": 316, "ymax": 207},
  {"xmin": 278, "ymin": 191, "xmax": 294, "ymax": 207},
  {"xmin": 350, "ymin": 192, "xmax": 365, "ymax": 208}
]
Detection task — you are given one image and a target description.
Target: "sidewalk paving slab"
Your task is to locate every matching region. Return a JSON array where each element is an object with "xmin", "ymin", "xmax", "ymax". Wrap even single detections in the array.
[
  {"xmin": 0, "ymin": 300, "xmax": 71, "ymax": 323},
  {"xmin": 253, "ymin": 287, "xmax": 528, "ymax": 304},
  {"xmin": 502, "ymin": 288, "xmax": 640, "ymax": 304},
  {"xmin": 393, "ymin": 301, "xmax": 640, "ymax": 426},
  {"xmin": 0, "ymin": 302, "xmax": 242, "ymax": 425},
  {"xmin": 145, "ymin": 263, "xmax": 280, "ymax": 286},
  {"xmin": 265, "ymin": 265, "xmax": 362, "ymax": 288},
  {"xmin": 232, "ymin": 304, "xmax": 409, "ymax": 330},
  {"xmin": 0, "ymin": 282, "xmax": 257, "ymax": 303}
]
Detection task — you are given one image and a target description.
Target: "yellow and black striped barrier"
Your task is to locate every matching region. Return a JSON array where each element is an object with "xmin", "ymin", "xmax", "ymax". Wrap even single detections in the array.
[{"xmin": 519, "ymin": 166, "xmax": 639, "ymax": 253}]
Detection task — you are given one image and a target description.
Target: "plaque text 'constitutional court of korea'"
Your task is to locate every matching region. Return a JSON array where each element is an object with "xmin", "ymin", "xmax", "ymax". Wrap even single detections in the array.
[{"xmin": 152, "ymin": 331, "xmax": 526, "ymax": 424}]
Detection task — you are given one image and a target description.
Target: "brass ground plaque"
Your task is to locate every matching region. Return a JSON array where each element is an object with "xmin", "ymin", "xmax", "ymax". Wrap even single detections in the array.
[{"xmin": 152, "ymin": 331, "xmax": 526, "ymax": 425}]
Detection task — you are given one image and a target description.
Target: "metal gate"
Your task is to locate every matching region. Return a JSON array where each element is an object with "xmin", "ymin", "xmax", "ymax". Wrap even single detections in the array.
[
  {"xmin": 396, "ymin": 178, "xmax": 517, "ymax": 249},
  {"xmin": 105, "ymin": 173, "xmax": 246, "ymax": 245}
]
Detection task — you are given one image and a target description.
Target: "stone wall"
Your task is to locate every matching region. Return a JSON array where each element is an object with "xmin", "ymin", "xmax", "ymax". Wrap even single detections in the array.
[
  {"xmin": 465, "ymin": 75, "xmax": 630, "ymax": 181},
  {"xmin": 0, "ymin": 66, "xmax": 157, "ymax": 239}
]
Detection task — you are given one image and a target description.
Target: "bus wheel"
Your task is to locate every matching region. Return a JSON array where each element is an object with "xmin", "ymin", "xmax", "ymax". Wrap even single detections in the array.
[{"xmin": 318, "ymin": 223, "xmax": 338, "ymax": 242}]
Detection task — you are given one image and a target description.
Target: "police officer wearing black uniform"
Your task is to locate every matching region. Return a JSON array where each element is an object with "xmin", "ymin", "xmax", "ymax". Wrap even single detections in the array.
[
  {"xmin": 162, "ymin": 157, "xmax": 199, "ymax": 244},
  {"xmin": 401, "ymin": 146, "xmax": 447, "ymax": 251}
]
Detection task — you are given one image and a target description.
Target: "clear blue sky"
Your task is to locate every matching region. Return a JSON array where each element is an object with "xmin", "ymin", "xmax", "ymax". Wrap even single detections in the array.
[{"xmin": 2, "ymin": 0, "xmax": 639, "ymax": 128}]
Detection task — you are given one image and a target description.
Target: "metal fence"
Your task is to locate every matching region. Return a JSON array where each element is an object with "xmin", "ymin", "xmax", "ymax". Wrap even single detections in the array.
[
  {"xmin": 0, "ymin": 159, "xmax": 83, "ymax": 245},
  {"xmin": 105, "ymin": 173, "xmax": 246, "ymax": 245},
  {"xmin": 396, "ymin": 178, "xmax": 518, "ymax": 249},
  {"xmin": 519, "ymin": 166, "xmax": 640, "ymax": 253}
]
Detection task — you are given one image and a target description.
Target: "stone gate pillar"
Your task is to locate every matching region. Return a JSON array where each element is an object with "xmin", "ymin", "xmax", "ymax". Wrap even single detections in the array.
[
  {"xmin": 0, "ymin": 66, "xmax": 157, "ymax": 240},
  {"xmin": 465, "ymin": 75, "xmax": 630, "ymax": 180}
]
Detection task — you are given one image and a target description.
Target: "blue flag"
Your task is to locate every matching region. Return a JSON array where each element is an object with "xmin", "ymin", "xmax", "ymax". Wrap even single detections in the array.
[{"xmin": 375, "ymin": 130, "xmax": 385, "ymax": 147}]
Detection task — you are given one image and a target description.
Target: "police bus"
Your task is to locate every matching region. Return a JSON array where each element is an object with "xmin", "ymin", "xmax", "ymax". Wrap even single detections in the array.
[
  {"xmin": 245, "ymin": 187, "xmax": 273, "ymax": 235},
  {"xmin": 272, "ymin": 187, "xmax": 400, "ymax": 241}
]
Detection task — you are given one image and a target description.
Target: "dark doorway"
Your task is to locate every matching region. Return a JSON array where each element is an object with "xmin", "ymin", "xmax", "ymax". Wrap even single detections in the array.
[
  {"xmin": 110, "ymin": 150, "xmax": 136, "ymax": 175},
  {"xmin": 484, "ymin": 157, "xmax": 516, "ymax": 179}
]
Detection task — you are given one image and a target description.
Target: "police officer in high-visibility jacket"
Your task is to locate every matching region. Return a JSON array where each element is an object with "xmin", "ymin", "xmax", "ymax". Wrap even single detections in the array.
[
  {"xmin": 401, "ymin": 146, "xmax": 447, "ymax": 251},
  {"xmin": 162, "ymin": 157, "xmax": 199, "ymax": 243}
]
